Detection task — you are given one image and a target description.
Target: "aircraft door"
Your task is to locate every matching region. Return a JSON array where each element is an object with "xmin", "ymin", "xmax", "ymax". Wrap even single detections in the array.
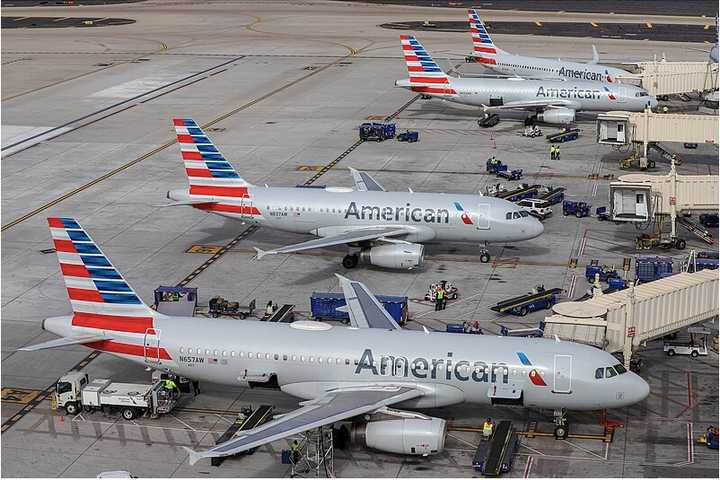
[
  {"xmin": 144, "ymin": 328, "xmax": 161, "ymax": 365},
  {"xmin": 552, "ymin": 354, "xmax": 572, "ymax": 393},
  {"xmin": 475, "ymin": 204, "xmax": 491, "ymax": 230}
]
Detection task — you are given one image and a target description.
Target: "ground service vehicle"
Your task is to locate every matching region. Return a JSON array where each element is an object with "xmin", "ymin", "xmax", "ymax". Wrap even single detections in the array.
[
  {"xmin": 54, "ymin": 372, "xmax": 178, "ymax": 419},
  {"xmin": 359, "ymin": 122, "xmax": 396, "ymax": 141},
  {"xmin": 563, "ymin": 200, "xmax": 590, "ymax": 218},
  {"xmin": 664, "ymin": 327, "xmax": 710, "ymax": 358},
  {"xmin": 397, "ymin": 131, "xmax": 419, "ymax": 142},
  {"xmin": 516, "ymin": 198, "xmax": 552, "ymax": 220},
  {"xmin": 478, "ymin": 114, "xmax": 500, "ymax": 128}
]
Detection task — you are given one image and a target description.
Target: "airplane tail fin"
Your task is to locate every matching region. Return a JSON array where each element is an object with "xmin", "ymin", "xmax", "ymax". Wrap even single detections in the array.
[
  {"xmin": 173, "ymin": 118, "xmax": 252, "ymax": 199},
  {"xmin": 467, "ymin": 9, "xmax": 504, "ymax": 64},
  {"xmin": 399, "ymin": 35, "xmax": 456, "ymax": 96},
  {"xmin": 48, "ymin": 217, "xmax": 157, "ymax": 334},
  {"xmin": 590, "ymin": 45, "xmax": 600, "ymax": 64}
]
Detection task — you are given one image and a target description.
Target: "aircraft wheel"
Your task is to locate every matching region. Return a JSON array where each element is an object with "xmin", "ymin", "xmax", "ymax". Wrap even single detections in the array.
[
  {"xmin": 554, "ymin": 424, "xmax": 568, "ymax": 440},
  {"xmin": 342, "ymin": 254, "xmax": 359, "ymax": 269},
  {"xmin": 675, "ymin": 239, "xmax": 686, "ymax": 250},
  {"xmin": 480, "ymin": 252, "xmax": 491, "ymax": 263}
]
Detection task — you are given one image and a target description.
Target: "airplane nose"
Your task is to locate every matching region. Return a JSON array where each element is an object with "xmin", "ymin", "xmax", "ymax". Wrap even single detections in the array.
[
  {"xmin": 634, "ymin": 374, "xmax": 650, "ymax": 403},
  {"xmin": 529, "ymin": 217, "xmax": 544, "ymax": 239}
]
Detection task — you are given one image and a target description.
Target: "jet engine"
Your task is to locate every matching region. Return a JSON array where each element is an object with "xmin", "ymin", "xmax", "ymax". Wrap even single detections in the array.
[
  {"xmin": 350, "ymin": 418, "xmax": 447, "ymax": 455},
  {"xmin": 536, "ymin": 108, "xmax": 575, "ymax": 124},
  {"xmin": 359, "ymin": 243, "xmax": 424, "ymax": 269}
]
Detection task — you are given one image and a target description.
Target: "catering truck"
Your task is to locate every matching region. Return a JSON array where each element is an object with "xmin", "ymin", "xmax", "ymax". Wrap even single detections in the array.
[{"xmin": 54, "ymin": 371, "xmax": 178, "ymax": 420}]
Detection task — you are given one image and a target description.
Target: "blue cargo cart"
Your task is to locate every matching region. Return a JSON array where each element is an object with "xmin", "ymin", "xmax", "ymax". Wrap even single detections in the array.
[
  {"xmin": 359, "ymin": 122, "xmax": 396, "ymax": 142},
  {"xmin": 397, "ymin": 130, "xmax": 419, "ymax": 142},
  {"xmin": 563, "ymin": 200, "xmax": 590, "ymax": 218},
  {"xmin": 635, "ymin": 256, "xmax": 673, "ymax": 283},
  {"xmin": 310, "ymin": 292, "xmax": 408, "ymax": 324}
]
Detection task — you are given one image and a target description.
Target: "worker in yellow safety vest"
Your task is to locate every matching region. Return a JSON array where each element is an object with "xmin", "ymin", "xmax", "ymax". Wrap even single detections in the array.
[
  {"xmin": 163, "ymin": 378, "xmax": 178, "ymax": 396},
  {"xmin": 290, "ymin": 439, "xmax": 301, "ymax": 463},
  {"xmin": 483, "ymin": 418, "xmax": 494, "ymax": 438}
]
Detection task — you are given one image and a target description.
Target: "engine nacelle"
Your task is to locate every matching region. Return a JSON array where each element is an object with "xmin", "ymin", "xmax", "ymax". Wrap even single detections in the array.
[
  {"xmin": 537, "ymin": 108, "xmax": 575, "ymax": 124},
  {"xmin": 351, "ymin": 418, "xmax": 447, "ymax": 455},
  {"xmin": 359, "ymin": 243, "xmax": 424, "ymax": 269}
]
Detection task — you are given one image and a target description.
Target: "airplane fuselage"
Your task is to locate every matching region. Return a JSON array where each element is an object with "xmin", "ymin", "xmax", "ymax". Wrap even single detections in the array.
[
  {"xmin": 169, "ymin": 186, "xmax": 544, "ymax": 244},
  {"xmin": 474, "ymin": 51, "xmax": 631, "ymax": 84},
  {"xmin": 405, "ymin": 76, "xmax": 656, "ymax": 112},
  {"xmin": 44, "ymin": 314, "xmax": 649, "ymax": 412}
]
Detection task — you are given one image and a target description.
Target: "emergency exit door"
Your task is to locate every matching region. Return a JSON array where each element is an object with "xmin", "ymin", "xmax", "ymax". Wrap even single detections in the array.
[
  {"xmin": 144, "ymin": 328, "xmax": 161, "ymax": 364},
  {"xmin": 475, "ymin": 204, "xmax": 490, "ymax": 230},
  {"xmin": 553, "ymin": 354, "xmax": 572, "ymax": 394}
]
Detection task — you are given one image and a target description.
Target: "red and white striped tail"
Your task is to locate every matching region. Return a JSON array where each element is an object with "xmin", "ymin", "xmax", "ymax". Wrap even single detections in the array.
[
  {"xmin": 399, "ymin": 35, "xmax": 456, "ymax": 96},
  {"xmin": 173, "ymin": 118, "xmax": 251, "ymax": 199},
  {"xmin": 468, "ymin": 9, "xmax": 499, "ymax": 65},
  {"xmin": 48, "ymin": 217, "xmax": 156, "ymax": 335}
]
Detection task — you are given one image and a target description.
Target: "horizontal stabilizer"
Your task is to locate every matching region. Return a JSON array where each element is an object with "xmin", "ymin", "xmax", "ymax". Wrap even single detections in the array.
[{"xmin": 17, "ymin": 334, "xmax": 110, "ymax": 352}]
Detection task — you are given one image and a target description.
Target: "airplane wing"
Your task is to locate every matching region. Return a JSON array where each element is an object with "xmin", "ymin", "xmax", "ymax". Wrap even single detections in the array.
[
  {"xmin": 17, "ymin": 334, "xmax": 111, "ymax": 351},
  {"xmin": 350, "ymin": 168, "xmax": 385, "ymax": 192},
  {"xmin": 254, "ymin": 227, "xmax": 410, "ymax": 259},
  {"xmin": 184, "ymin": 385, "xmax": 423, "ymax": 464},
  {"xmin": 336, "ymin": 274, "xmax": 400, "ymax": 330},
  {"xmin": 482, "ymin": 99, "xmax": 578, "ymax": 112}
]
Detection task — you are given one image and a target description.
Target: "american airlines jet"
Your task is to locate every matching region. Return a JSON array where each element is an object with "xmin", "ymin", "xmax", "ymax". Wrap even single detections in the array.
[
  {"xmin": 164, "ymin": 119, "xmax": 544, "ymax": 267},
  {"xmin": 396, "ymin": 35, "xmax": 657, "ymax": 124},
  {"xmin": 20, "ymin": 218, "xmax": 651, "ymax": 464},
  {"xmin": 467, "ymin": 9, "xmax": 632, "ymax": 83}
]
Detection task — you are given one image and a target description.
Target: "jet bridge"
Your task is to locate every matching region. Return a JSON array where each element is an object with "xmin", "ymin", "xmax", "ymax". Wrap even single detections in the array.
[
  {"xmin": 622, "ymin": 60, "xmax": 718, "ymax": 96},
  {"xmin": 543, "ymin": 269, "xmax": 719, "ymax": 367},
  {"xmin": 597, "ymin": 109, "xmax": 719, "ymax": 163}
]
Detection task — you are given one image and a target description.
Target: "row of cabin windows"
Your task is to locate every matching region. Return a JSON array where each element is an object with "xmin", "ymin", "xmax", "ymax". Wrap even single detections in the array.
[
  {"xmin": 506, "ymin": 210, "xmax": 530, "ymax": 220},
  {"xmin": 267, "ymin": 206, "xmax": 344, "ymax": 214},
  {"xmin": 176, "ymin": 347, "xmax": 529, "ymax": 376},
  {"xmin": 501, "ymin": 62, "xmax": 555, "ymax": 73}
]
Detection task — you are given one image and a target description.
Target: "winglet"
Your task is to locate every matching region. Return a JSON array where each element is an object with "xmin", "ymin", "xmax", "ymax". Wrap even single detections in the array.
[
  {"xmin": 183, "ymin": 446, "xmax": 203, "ymax": 466},
  {"xmin": 590, "ymin": 45, "xmax": 599, "ymax": 64}
]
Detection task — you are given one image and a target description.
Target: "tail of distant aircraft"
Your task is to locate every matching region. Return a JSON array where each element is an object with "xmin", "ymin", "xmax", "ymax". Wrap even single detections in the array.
[
  {"xmin": 467, "ymin": 9, "xmax": 505, "ymax": 64},
  {"xmin": 173, "ymin": 118, "xmax": 252, "ymax": 199},
  {"xmin": 48, "ymin": 217, "xmax": 158, "ymax": 334},
  {"xmin": 399, "ymin": 35, "xmax": 456, "ymax": 96}
]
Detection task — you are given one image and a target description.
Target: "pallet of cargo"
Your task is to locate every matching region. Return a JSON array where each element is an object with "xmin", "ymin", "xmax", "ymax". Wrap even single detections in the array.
[{"xmin": 490, "ymin": 286, "xmax": 562, "ymax": 316}]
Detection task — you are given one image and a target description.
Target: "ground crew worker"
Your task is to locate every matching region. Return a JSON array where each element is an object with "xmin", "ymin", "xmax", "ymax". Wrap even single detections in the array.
[
  {"xmin": 265, "ymin": 300, "xmax": 274, "ymax": 317},
  {"xmin": 556, "ymin": 145, "xmax": 561, "ymax": 161},
  {"xmin": 549, "ymin": 145, "xmax": 555, "ymax": 160},
  {"xmin": 435, "ymin": 286, "xmax": 445, "ymax": 311},
  {"xmin": 483, "ymin": 418, "xmax": 494, "ymax": 438},
  {"xmin": 163, "ymin": 378, "xmax": 178, "ymax": 397},
  {"xmin": 290, "ymin": 439, "xmax": 301, "ymax": 463}
]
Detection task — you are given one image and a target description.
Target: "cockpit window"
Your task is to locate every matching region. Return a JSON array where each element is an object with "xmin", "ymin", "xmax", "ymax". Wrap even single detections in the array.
[
  {"xmin": 519, "ymin": 210, "xmax": 529, "ymax": 217},
  {"xmin": 613, "ymin": 363, "xmax": 627, "ymax": 374},
  {"xmin": 635, "ymin": 91, "xmax": 649, "ymax": 97},
  {"xmin": 506, "ymin": 212, "xmax": 512, "ymax": 220},
  {"xmin": 605, "ymin": 367, "xmax": 617, "ymax": 378},
  {"xmin": 595, "ymin": 368, "xmax": 604, "ymax": 379}
]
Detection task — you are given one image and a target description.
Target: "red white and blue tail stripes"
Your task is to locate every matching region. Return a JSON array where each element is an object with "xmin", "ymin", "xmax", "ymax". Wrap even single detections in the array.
[
  {"xmin": 467, "ymin": 9, "xmax": 498, "ymax": 65},
  {"xmin": 173, "ymin": 118, "xmax": 250, "ymax": 199},
  {"xmin": 400, "ymin": 35, "xmax": 456, "ymax": 96},
  {"xmin": 48, "ymin": 217, "xmax": 156, "ymax": 334}
]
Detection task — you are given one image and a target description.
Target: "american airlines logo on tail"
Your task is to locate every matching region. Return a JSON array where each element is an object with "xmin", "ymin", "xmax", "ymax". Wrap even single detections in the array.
[
  {"xmin": 400, "ymin": 35, "xmax": 457, "ymax": 96},
  {"xmin": 467, "ymin": 9, "xmax": 497, "ymax": 65}
]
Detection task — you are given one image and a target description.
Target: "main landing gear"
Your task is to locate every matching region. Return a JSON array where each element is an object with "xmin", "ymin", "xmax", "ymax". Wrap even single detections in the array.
[
  {"xmin": 553, "ymin": 408, "xmax": 569, "ymax": 439},
  {"xmin": 479, "ymin": 243, "xmax": 491, "ymax": 263},
  {"xmin": 342, "ymin": 254, "xmax": 359, "ymax": 269}
]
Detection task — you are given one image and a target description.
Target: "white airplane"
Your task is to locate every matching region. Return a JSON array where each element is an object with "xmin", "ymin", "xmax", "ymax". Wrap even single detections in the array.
[
  {"xmin": 395, "ymin": 35, "xmax": 657, "ymax": 124},
  {"xmin": 165, "ymin": 118, "xmax": 544, "ymax": 268},
  {"xmin": 20, "ymin": 217, "xmax": 650, "ymax": 464},
  {"xmin": 466, "ymin": 9, "xmax": 632, "ymax": 83}
]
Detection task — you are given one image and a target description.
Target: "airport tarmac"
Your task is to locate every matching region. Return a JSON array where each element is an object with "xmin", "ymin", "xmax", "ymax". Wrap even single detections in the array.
[{"xmin": 1, "ymin": 0, "xmax": 718, "ymax": 477}]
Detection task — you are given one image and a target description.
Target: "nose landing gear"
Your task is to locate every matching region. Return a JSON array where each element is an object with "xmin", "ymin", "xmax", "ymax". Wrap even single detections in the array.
[
  {"xmin": 479, "ymin": 243, "xmax": 491, "ymax": 263},
  {"xmin": 553, "ymin": 408, "xmax": 569, "ymax": 439}
]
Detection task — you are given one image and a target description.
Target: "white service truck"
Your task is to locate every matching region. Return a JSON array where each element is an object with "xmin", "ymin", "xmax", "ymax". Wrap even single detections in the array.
[{"xmin": 54, "ymin": 371, "xmax": 178, "ymax": 419}]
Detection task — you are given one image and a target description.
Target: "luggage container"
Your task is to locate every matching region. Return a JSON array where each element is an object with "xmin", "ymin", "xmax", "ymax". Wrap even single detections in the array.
[
  {"xmin": 635, "ymin": 256, "xmax": 673, "ymax": 282},
  {"xmin": 310, "ymin": 292, "xmax": 408, "ymax": 324}
]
